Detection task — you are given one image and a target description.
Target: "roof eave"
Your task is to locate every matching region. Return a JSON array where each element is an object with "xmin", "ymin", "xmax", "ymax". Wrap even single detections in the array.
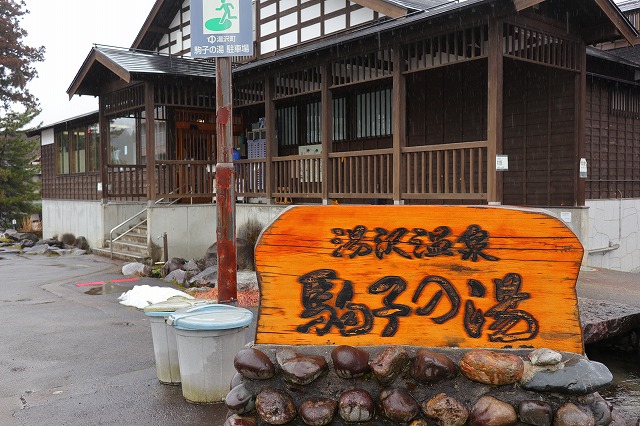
[
  {"xmin": 593, "ymin": 0, "xmax": 640, "ymax": 46},
  {"xmin": 67, "ymin": 48, "xmax": 132, "ymax": 99}
]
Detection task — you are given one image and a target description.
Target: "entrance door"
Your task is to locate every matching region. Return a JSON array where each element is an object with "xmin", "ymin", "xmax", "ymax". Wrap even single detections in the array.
[{"xmin": 175, "ymin": 110, "xmax": 216, "ymax": 202}]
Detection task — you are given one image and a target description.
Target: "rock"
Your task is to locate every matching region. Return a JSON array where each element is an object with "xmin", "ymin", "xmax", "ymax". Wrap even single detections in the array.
[
  {"xmin": 460, "ymin": 350, "xmax": 524, "ymax": 385},
  {"xmin": 299, "ymin": 398, "xmax": 337, "ymax": 426},
  {"xmin": 469, "ymin": 396, "xmax": 517, "ymax": 426},
  {"xmin": 19, "ymin": 232, "xmax": 39, "ymax": 243},
  {"xmin": 554, "ymin": 403, "xmax": 595, "ymax": 426},
  {"xmin": 338, "ymin": 388, "xmax": 375, "ymax": 423},
  {"xmin": 331, "ymin": 345, "xmax": 370, "ymax": 379},
  {"xmin": 161, "ymin": 258, "xmax": 187, "ymax": 278},
  {"xmin": 521, "ymin": 357, "xmax": 613, "ymax": 395},
  {"xmin": 162, "ymin": 269, "xmax": 187, "ymax": 284},
  {"xmin": 189, "ymin": 266, "xmax": 218, "ymax": 287},
  {"xmin": 528, "ymin": 349, "xmax": 563, "ymax": 366},
  {"xmin": 234, "ymin": 348, "xmax": 275, "ymax": 379},
  {"xmin": 409, "ymin": 420, "xmax": 429, "ymax": 426},
  {"xmin": 276, "ymin": 349, "xmax": 327, "ymax": 385},
  {"xmin": 370, "ymin": 346, "xmax": 409, "ymax": 385},
  {"xmin": 577, "ymin": 393, "xmax": 612, "ymax": 426},
  {"xmin": 230, "ymin": 372, "xmax": 244, "ymax": 390},
  {"xmin": 37, "ymin": 238, "xmax": 64, "ymax": 248},
  {"xmin": 73, "ymin": 236, "xmax": 90, "ymax": 250},
  {"xmin": 225, "ymin": 383, "xmax": 256, "ymax": 415},
  {"xmin": 223, "ymin": 414, "xmax": 257, "ymax": 426},
  {"xmin": 379, "ymin": 388, "xmax": 420, "ymax": 423},
  {"xmin": 410, "ymin": 350, "xmax": 457, "ymax": 384},
  {"xmin": 23, "ymin": 245, "xmax": 49, "ymax": 254},
  {"xmin": 122, "ymin": 262, "xmax": 150, "ymax": 277},
  {"xmin": 184, "ymin": 259, "xmax": 201, "ymax": 273},
  {"xmin": 237, "ymin": 271, "xmax": 258, "ymax": 291},
  {"xmin": 422, "ymin": 393, "xmax": 468, "ymax": 426},
  {"xmin": 518, "ymin": 400, "xmax": 553, "ymax": 426},
  {"xmin": 255, "ymin": 388, "xmax": 296, "ymax": 425},
  {"xmin": 205, "ymin": 238, "xmax": 255, "ymax": 270},
  {"xmin": 204, "ymin": 243, "xmax": 219, "ymax": 268}
]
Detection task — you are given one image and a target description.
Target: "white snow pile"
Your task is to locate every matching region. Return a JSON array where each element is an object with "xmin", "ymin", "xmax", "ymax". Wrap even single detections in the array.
[{"xmin": 118, "ymin": 285, "xmax": 194, "ymax": 309}]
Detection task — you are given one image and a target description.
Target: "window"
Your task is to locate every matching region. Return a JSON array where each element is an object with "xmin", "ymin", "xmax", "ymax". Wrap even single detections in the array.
[
  {"xmin": 305, "ymin": 101, "xmax": 321, "ymax": 145},
  {"xmin": 56, "ymin": 124, "xmax": 100, "ymax": 175},
  {"xmin": 109, "ymin": 116, "xmax": 138, "ymax": 165},
  {"xmin": 356, "ymin": 88, "xmax": 392, "ymax": 138},
  {"xmin": 277, "ymin": 105, "xmax": 298, "ymax": 147},
  {"xmin": 333, "ymin": 97, "xmax": 346, "ymax": 141},
  {"xmin": 610, "ymin": 86, "xmax": 640, "ymax": 118}
]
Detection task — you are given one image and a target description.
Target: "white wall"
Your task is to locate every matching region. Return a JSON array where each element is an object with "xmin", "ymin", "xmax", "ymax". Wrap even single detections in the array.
[
  {"xmin": 42, "ymin": 200, "xmax": 103, "ymax": 247},
  {"xmin": 587, "ymin": 199, "xmax": 640, "ymax": 272},
  {"xmin": 148, "ymin": 203, "xmax": 287, "ymax": 260}
]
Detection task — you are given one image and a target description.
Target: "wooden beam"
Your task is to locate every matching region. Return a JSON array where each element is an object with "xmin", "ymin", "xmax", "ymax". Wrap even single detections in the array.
[
  {"xmin": 392, "ymin": 44, "xmax": 406, "ymax": 203},
  {"xmin": 321, "ymin": 62, "xmax": 333, "ymax": 203},
  {"xmin": 593, "ymin": 0, "xmax": 639, "ymax": 46},
  {"xmin": 513, "ymin": 0, "xmax": 545, "ymax": 12},
  {"xmin": 575, "ymin": 43, "xmax": 587, "ymax": 207},
  {"xmin": 99, "ymin": 97, "xmax": 108, "ymax": 203},
  {"xmin": 349, "ymin": 0, "xmax": 406, "ymax": 19},
  {"xmin": 264, "ymin": 77, "xmax": 276, "ymax": 202},
  {"xmin": 144, "ymin": 82, "xmax": 156, "ymax": 203},
  {"xmin": 487, "ymin": 19, "xmax": 504, "ymax": 204}
]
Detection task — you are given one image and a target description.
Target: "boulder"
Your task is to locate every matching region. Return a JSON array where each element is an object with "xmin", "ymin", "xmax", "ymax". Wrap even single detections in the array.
[
  {"xmin": 189, "ymin": 266, "xmax": 218, "ymax": 287},
  {"xmin": 122, "ymin": 262, "xmax": 151, "ymax": 277},
  {"xmin": 73, "ymin": 236, "xmax": 90, "ymax": 251},
  {"xmin": 161, "ymin": 258, "xmax": 187, "ymax": 278}
]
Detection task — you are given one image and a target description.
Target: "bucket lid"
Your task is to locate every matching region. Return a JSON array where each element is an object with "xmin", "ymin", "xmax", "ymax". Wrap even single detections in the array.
[
  {"xmin": 143, "ymin": 296, "xmax": 217, "ymax": 317},
  {"xmin": 167, "ymin": 304, "xmax": 253, "ymax": 330}
]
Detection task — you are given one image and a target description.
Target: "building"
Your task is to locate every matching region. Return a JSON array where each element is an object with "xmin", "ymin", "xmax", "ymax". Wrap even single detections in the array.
[{"xmin": 32, "ymin": 0, "xmax": 640, "ymax": 268}]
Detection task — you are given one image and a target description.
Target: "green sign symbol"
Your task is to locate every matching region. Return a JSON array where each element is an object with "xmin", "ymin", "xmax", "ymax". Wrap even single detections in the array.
[{"xmin": 206, "ymin": 0, "xmax": 237, "ymax": 31}]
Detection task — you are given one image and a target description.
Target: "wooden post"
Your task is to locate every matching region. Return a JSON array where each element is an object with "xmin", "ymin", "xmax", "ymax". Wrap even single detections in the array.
[
  {"xmin": 264, "ymin": 76, "xmax": 276, "ymax": 203},
  {"xmin": 145, "ymin": 82, "xmax": 156, "ymax": 204},
  {"xmin": 487, "ymin": 18, "xmax": 504, "ymax": 204},
  {"xmin": 321, "ymin": 62, "xmax": 333, "ymax": 204},
  {"xmin": 575, "ymin": 43, "xmax": 587, "ymax": 207},
  {"xmin": 99, "ymin": 98, "xmax": 109, "ymax": 203},
  {"xmin": 216, "ymin": 56, "xmax": 237, "ymax": 304},
  {"xmin": 392, "ymin": 44, "xmax": 406, "ymax": 204}
]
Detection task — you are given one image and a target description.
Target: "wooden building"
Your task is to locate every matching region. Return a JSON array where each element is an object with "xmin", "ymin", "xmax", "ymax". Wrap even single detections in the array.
[{"xmin": 35, "ymin": 0, "xmax": 640, "ymax": 265}]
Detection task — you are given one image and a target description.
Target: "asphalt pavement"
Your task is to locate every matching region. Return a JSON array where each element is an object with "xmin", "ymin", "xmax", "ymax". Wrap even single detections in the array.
[
  {"xmin": 2, "ymin": 252, "xmax": 640, "ymax": 425},
  {"xmin": 0, "ymin": 253, "xmax": 233, "ymax": 426}
]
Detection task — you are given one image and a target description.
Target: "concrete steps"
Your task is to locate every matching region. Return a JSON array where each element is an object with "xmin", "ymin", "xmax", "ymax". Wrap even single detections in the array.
[{"xmin": 94, "ymin": 222, "xmax": 151, "ymax": 264}]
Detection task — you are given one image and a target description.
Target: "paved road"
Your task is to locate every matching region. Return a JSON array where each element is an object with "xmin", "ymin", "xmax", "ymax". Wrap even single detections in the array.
[{"xmin": 0, "ymin": 253, "xmax": 230, "ymax": 426}]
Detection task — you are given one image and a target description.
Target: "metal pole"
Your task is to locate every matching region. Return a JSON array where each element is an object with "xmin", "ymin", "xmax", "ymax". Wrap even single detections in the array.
[{"xmin": 215, "ymin": 56, "xmax": 237, "ymax": 304}]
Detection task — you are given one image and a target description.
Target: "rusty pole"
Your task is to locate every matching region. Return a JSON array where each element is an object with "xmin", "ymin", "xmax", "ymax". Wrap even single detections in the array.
[{"xmin": 215, "ymin": 56, "xmax": 237, "ymax": 304}]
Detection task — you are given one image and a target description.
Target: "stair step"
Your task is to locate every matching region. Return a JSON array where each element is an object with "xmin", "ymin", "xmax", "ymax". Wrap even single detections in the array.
[
  {"xmin": 108, "ymin": 240, "xmax": 148, "ymax": 254},
  {"xmin": 116, "ymin": 233, "xmax": 147, "ymax": 244},
  {"xmin": 92, "ymin": 247, "xmax": 150, "ymax": 263}
]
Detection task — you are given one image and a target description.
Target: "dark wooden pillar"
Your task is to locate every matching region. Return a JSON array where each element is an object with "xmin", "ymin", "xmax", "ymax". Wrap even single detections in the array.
[
  {"xmin": 264, "ymin": 76, "xmax": 276, "ymax": 202},
  {"xmin": 145, "ymin": 82, "xmax": 156, "ymax": 203},
  {"xmin": 321, "ymin": 62, "xmax": 333, "ymax": 204},
  {"xmin": 487, "ymin": 18, "xmax": 504, "ymax": 204},
  {"xmin": 575, "ymin": 43, "xmax": 586, "ymax": 207},
  {"xmin": 392, "ymin": 44, "xmax": 406, "ymax": 204},
  {"xmin": 99, "ymin": 97, "xmax": 109, "ymax": 203}
]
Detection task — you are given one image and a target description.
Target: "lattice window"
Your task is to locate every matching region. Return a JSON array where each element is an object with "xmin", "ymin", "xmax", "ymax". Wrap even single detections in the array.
[
  {"xmin": 305, "ymin": 101, "xmax": 321, "ymax": 145},
  {"xmin": 333, "ymin": 97, "xmax": 346, "ymax": 142},
  {"xmin": 356, "ymin": 88, "xmax": 392, "ymax": 138},
  {"xmin": 610, "ymin": 86, "xmax": 640, "ymax": 118},
  {"xmin": 277, "ymin": 105, "xmax": 298, "ymax": 146},
  {"xmin": 503, "ymin": 23, "xmax": 580, "ymax": 72},
  {"xmin": 331, "ymin": 47, "xmax": 394, "ymax": 87},
  {"xmin": 103, "ymin": 84, "xmax": 145, "ymax": 116},
  {"xmin": 274, "ymin": 66, "xmax": 322, "ymax": 99},
  {"xmin": 234, "ymin": 80, "xmax": 265, "ymax": 106},
  {"xmin": 405, "ymin": 25, "xmax": 488, "ymax": 73}
]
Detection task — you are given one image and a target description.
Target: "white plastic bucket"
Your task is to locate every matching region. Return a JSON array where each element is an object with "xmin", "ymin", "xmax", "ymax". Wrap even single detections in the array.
[{"xmin": 168, "ymin": 304, "xmax": 253, "ymax": 403}]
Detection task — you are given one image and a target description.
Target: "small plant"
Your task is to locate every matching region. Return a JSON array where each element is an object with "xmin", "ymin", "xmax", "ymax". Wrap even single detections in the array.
[{"xmin": 61, "ymin": 233, "xmax": 76, "ymax": 246}]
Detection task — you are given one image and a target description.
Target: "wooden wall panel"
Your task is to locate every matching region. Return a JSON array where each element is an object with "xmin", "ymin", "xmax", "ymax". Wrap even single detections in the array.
[
  {"xmin": 503, "ymin": 60, "xmax": 575, "ymax": 206},
  {"xmin": 586, "ymin": 77, "xmax": 640, "ymax": 199},
  {"xmin": 41, "ymin": 144, "xmax": 100, "ymax": 201}
]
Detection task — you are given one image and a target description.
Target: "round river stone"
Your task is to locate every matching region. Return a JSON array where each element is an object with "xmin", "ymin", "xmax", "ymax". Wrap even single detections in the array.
[
  {"xmin": 379, "ymin": 388, "xmax": 420, "ymax": 422},
  {"xmin": 370, "ymin": 346, "xmax": 409, "ymax": 385},
  {"xmin": 460, "ymin": 349, "xmax": 524, "ymax": 385},
  {"xmin": 338, "ymin": 388, "xmax": 375, "ymax": 422},
  {"xmin": 225, "ymin": 383, "xmax": 255, "ymax": 415},
  {"xmin": 331, "ymin": 345, "xmax": 370, "ymax": 379},
  {"xmin": 234, "ymin": 348, "xmax": 275, "ymax": 379},
  {"xmin": 299, "ymin": 397, "xmax": 338, "ymax": 426},
  {"xmin": 469, "ymin": 395, "xmax": 517, "ymax": 426},
  {"xmin": 276, "ymin": 349, "xmax": 328, "ymax": 385},
  {"xmin": 410, "ymin": 350, "xmax": 457, "ymax": 383},
  {"xmin": 554, "ymin": 403, "xmax": 595, "ymax": 426},
  {"xmin": 518, "ymin": 400, "xmax": 553, "ymax": 426},
  {"xmin": 255, "ymin": 388, "xmax": 297, "ymax": 425},
  {"xmin": 422, "ymin": 393, "xmax": 469, "ymax": 426}
]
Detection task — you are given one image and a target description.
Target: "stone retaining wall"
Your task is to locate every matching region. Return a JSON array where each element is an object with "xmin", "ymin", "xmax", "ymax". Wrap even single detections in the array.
[{"xmin": 223, "ymin": 345, "xmax": 628, "ymax": 426}]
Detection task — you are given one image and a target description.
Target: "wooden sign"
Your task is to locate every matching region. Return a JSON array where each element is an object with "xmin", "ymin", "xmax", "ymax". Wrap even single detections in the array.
[{"xmin": 254, "ymin": 206, "xmax": 584, "ymax": 353}]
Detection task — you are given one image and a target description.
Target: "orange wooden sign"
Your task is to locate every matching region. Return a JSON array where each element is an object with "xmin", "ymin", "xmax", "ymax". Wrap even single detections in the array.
[{"xmin": 254, "ymin": 206, "xmax": 584, "ymax": 353}]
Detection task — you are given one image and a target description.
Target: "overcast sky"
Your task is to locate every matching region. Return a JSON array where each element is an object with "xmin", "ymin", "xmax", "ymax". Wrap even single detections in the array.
[{"xmin": 22, "ymin": 0, "xmax": 156, "ymax": 127}]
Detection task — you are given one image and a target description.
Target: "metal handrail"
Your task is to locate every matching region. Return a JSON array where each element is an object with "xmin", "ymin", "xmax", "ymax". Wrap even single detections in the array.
[{"xmin": 108, "ymin": 184, "xmax": 187, "ymax": 259}]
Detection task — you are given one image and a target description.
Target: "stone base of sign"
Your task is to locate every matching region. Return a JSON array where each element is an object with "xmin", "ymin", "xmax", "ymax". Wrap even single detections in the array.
[{"xmin": 224, "ymin": 345, "xmax": 629, "ymax": 426}]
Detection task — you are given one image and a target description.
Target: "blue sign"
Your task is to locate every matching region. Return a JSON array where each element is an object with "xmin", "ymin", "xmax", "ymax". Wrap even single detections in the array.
[{"xmin": 191, "ymin": 0, "xmax": 253, "ymax": 58}]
